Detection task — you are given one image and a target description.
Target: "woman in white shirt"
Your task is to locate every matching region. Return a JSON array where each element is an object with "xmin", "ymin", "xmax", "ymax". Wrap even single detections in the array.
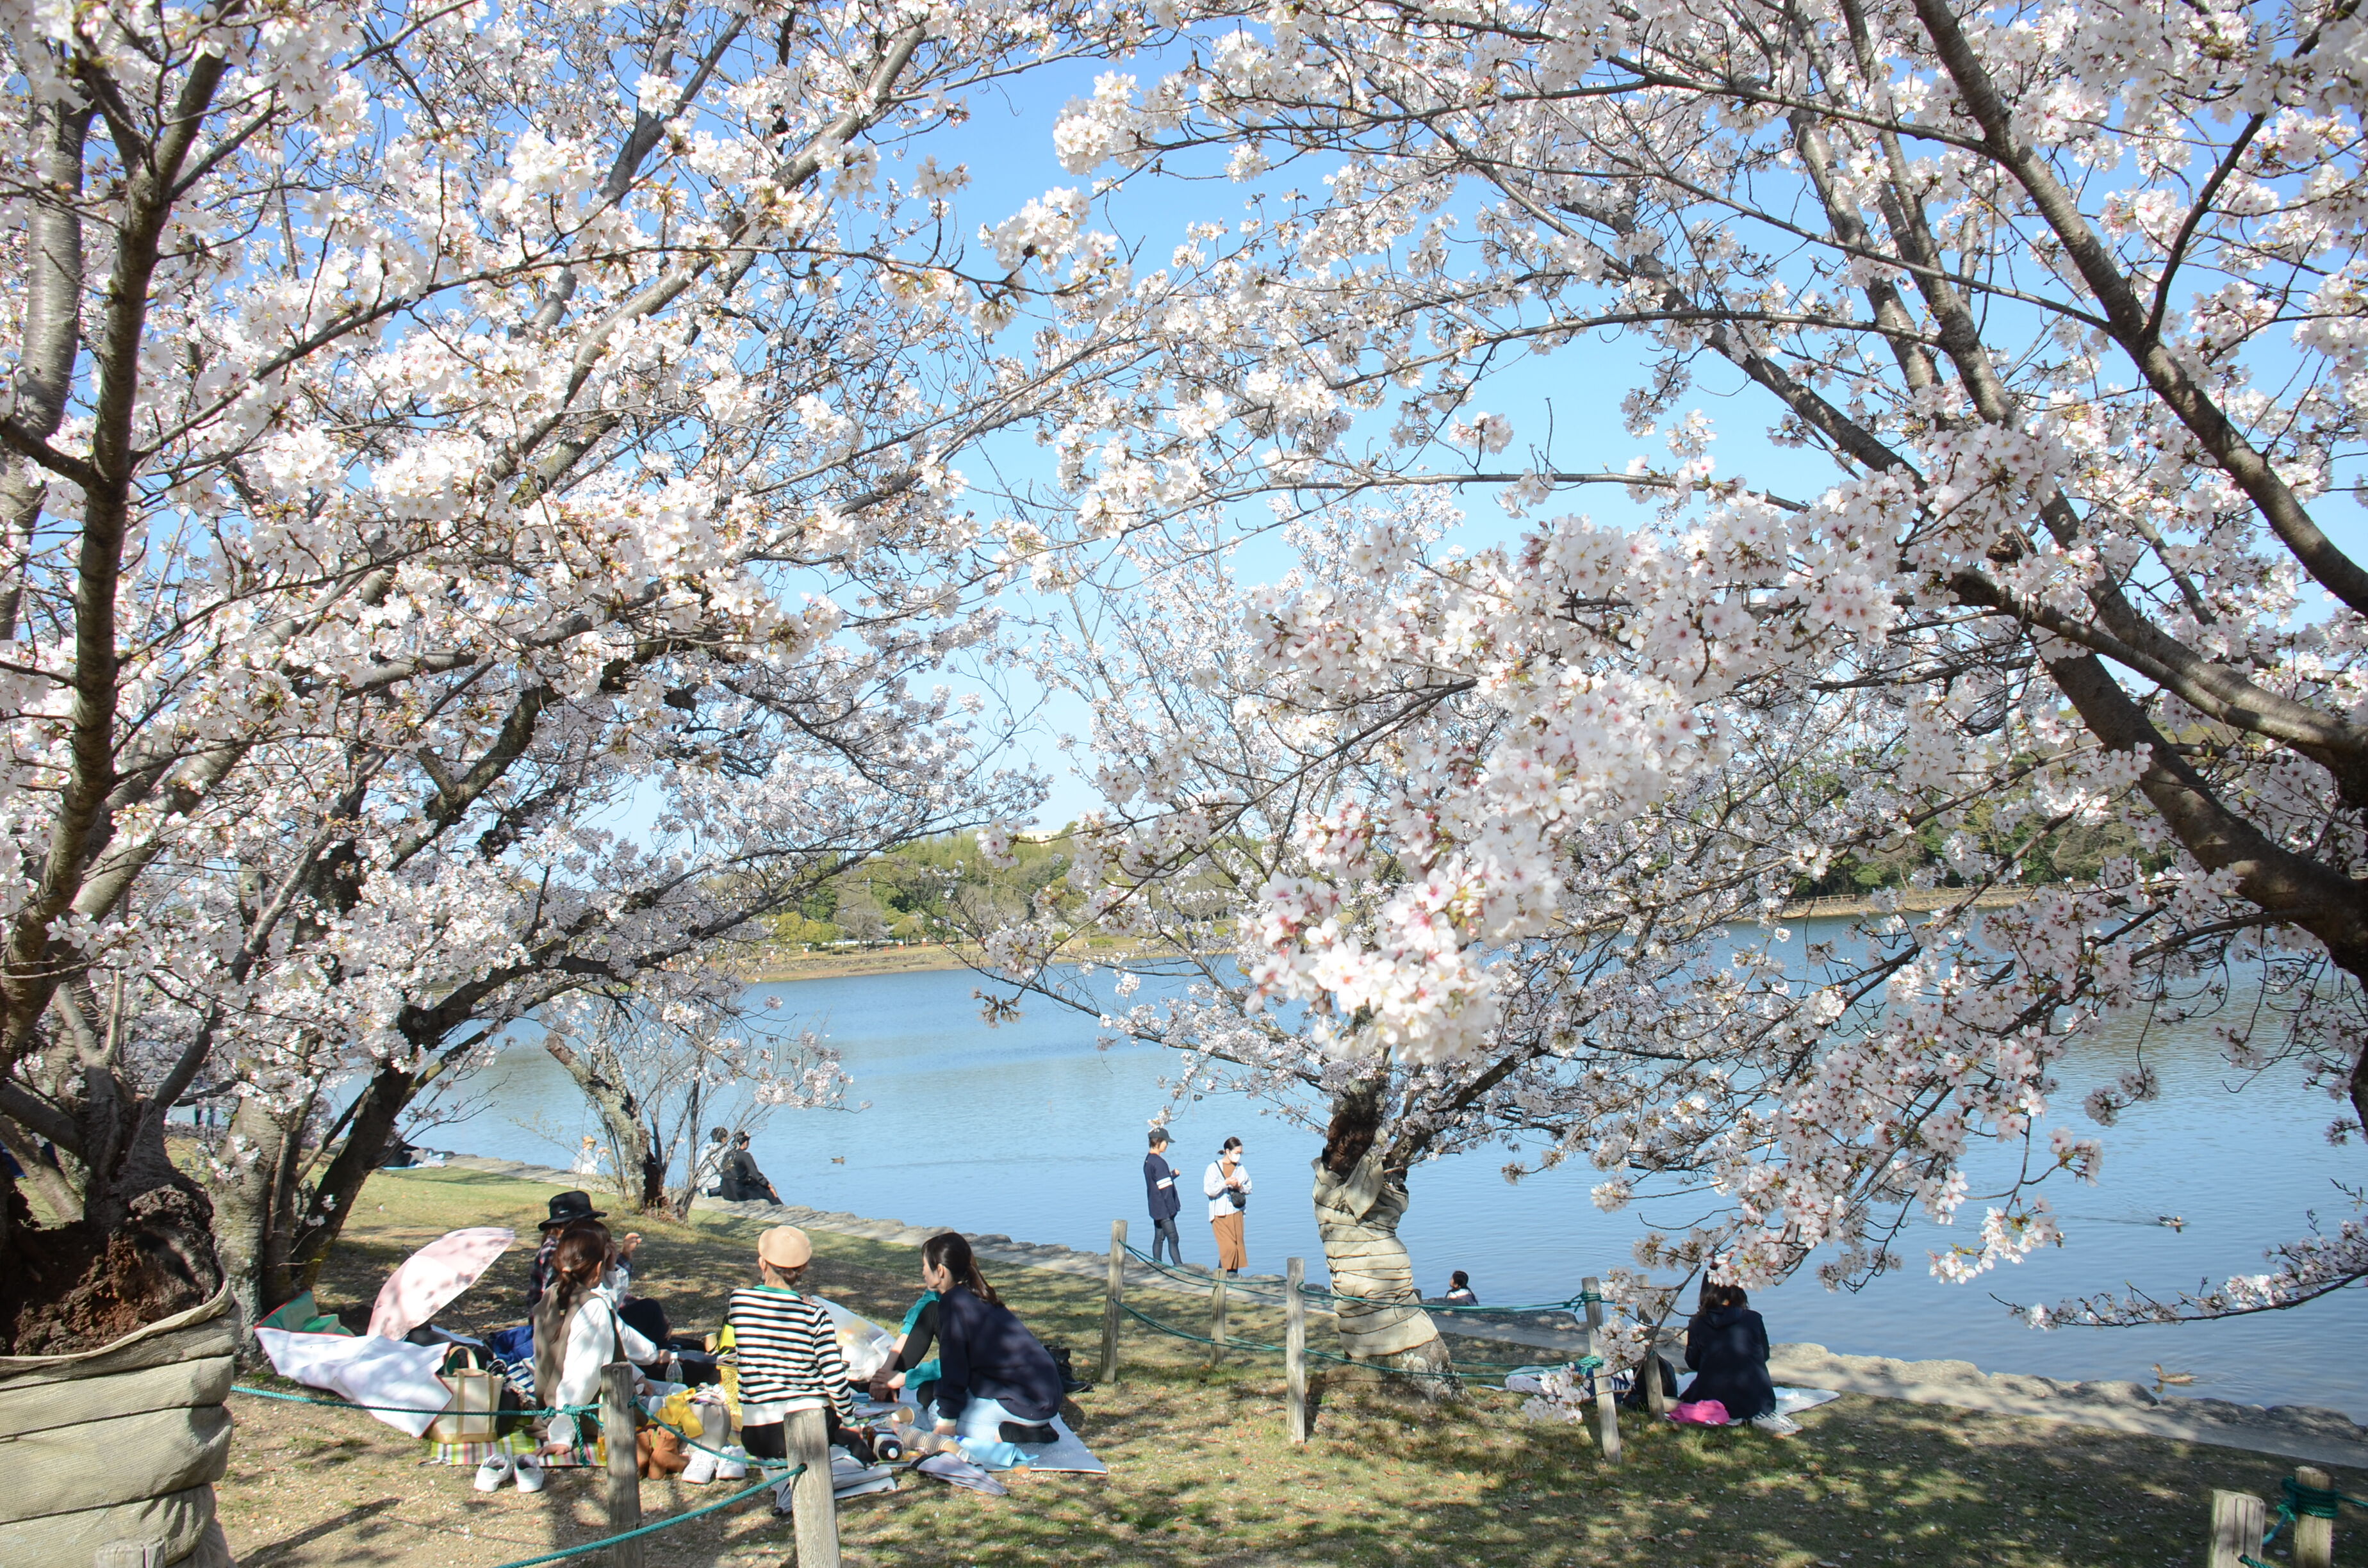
[
  {"xmin": 1203, "ymin": 1137, "xmax": 1251, "ymax": 1275},
  {"xmin": 533, "ymin": 1221, "xmax": 658, "ymax": 1462}
]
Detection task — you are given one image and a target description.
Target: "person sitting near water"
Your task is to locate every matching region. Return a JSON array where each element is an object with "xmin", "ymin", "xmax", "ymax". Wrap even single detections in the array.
[
  {"xmin": 1682, "ymin": 1280, "xmax": 1797, "ymax": 1434},
  {"xmin": 725, "ymin": 1225, "xmax": 878, "ymax": 1463},
  {"xmin": 718, "ymin": 1131, "xmax": 782, "ymax": 1204},
  {"xmin": 534, "ymin": 1221, "xmax": 661, "ymax": 1468},
  {"xmin": 693, "ymin": 1127, "xmax": 730, "ymax": 1196},
  {"xmin": 914, "ymin": 1231, "xmax": 1065, "ymax": 1449},
  {"xmin": 1440, "ymin": 1270, "xmax": 1478, "ymax": 1305}
]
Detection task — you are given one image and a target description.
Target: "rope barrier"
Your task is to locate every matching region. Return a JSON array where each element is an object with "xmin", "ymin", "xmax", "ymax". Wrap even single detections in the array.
[
  {"xmin": 231, "ymin": 1384, "xmax": 595, "ymax": 1419},
  {"xmin": 2237, "ymin": 1475, "xmax": 2368, "ymax": 1567},
  {"xmin": 481, "ymin": 1464, "xmax": 801, "ymax": 1568},
  {"xmin": 1121, "ymin": 1244, "xmax": 1601, "ymax": 1314},
  {"xmin": 1116, "ymin": 1298, "xmax": 1601, "ymax": 1380},
  {"xmin": 235, "ymin": 1382, "xmax": 806, "ymax": 1568}
]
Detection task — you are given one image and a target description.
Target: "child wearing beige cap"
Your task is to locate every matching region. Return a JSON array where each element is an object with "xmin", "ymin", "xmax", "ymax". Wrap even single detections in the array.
[{"xmin": 725, "ymin": 1225, "xmax": 860, "ymax": 1465}]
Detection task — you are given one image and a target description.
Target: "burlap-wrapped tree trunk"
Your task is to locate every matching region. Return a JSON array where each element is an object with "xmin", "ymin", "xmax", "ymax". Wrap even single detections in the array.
[
  {"xmin": 1311, "ymin": 1147, "xmax": 1456, "ymax": 1398},
  {"xmin": 0, "ymin": 1283, "xmax": 238, "ymax": 1565}
]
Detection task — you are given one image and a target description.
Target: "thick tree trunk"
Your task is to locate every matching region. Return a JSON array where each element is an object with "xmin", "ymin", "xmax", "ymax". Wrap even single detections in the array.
[
  {"xmin": 543, "ymin": 1038, "xmax": 667, "ymax": 1211},
  {"xmin": 0, "ymin": 1089, "xmax": 219, "ymax": 1355},
  {"xmin": 209, "ymin": 1084, "xmax": 311, "ymax": 1331},
  {"xmin": 1311, "ymin": 1084, "xmax": 1456, "ymax": 1401}
]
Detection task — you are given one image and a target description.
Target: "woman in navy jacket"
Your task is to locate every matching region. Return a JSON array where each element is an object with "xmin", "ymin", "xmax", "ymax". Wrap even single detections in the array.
[
  {"xmin": 919, "ymin": 1231, "xmax": 1065, "ymax": 1447},
  {"xmin": 1682, "ymin": 1281, "xmax": 1778, "ymax": 1422}
]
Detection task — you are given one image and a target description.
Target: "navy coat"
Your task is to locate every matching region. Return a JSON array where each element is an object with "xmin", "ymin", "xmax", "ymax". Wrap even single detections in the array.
[
  {"xmin": 1682, "ymin": 1305, "xmax": 1777, "ymax": 1421},
  {"xmin": 1144, "ymin": 1152, "xmax": 1181, "ymax": 1221}
]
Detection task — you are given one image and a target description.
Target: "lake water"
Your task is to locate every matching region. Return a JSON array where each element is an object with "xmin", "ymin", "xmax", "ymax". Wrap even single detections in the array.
[{"xmin": 431, "ymin": 932, "xmax": 2368, "ymax": 1419}]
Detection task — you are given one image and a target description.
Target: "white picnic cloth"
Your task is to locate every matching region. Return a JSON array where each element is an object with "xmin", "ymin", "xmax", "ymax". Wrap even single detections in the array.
[{"xmin": 254, "ymin": 1327, "xmax": 453, "ymax": 1438}]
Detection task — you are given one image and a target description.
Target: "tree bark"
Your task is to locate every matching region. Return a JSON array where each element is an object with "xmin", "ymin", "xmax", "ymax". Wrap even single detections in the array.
[
  {"xmin": 1311, "ymin": 1085, "xmax": 1456, "ymax": 1401},
  {"xmin": 543, "ymin": 1036, "xmax": 668, "ymax": 1212}
]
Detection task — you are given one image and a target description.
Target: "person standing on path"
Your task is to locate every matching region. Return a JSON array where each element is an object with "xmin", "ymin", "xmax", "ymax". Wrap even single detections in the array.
[
  {"xmin": 1143, "ymin": 1130, "xmax": 1185, "ymax": 1266},
  {"xmin": 1204, "ymin": 1136, "xmax": 1250, "ymax": 1275}
]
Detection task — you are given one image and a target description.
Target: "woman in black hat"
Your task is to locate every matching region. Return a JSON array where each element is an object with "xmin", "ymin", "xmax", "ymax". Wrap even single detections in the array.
[{"xmin": 526, "ymin": 1190, "xmax": 641, "ymax": 1309}]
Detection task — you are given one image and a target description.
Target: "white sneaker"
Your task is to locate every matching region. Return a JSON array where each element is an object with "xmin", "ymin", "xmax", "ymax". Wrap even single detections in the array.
[
  {"xmin": 1750, "ymin": 1412, "xmax": 1802, "ymax": 1437},
  {"xmin": 681, "ymin": 1446, "xmax": 718, "ymax": 1485},
  {"xmin": 714, "ymin": 1444, "xmax": 748, "ymax": 1480},
  {"xmin": 474, "ymin": 1453, "xmax": 514, "ymax": 1492},
  {"xmin": 513, "ymin": 1453, "xmax": 547, "ymax": 1492}
]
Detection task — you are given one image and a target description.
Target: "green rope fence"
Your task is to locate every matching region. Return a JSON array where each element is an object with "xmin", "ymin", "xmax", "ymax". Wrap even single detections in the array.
[
  {"xmin": 481, "ymin": 1464, "xmax": 800, "ymax": 1568},
  {"xmin": 231, "ymin": 1384, "xmax": 805, "ymax": 1568},
  {"xmin": 2237, "ymin": 1474, "xmax": 2368, "ymax": 1568},
  {"xmin": 1121, "ymin": 1243, "xmax": 1601, "ymax": 1314},
  {"xmin": 1115, "ymin": 1298, "xmax": 1603, "ymax": 1383},
  {"xmin": 232, "ymin": 1383, "xmax": 594, "ymax": 1419}
]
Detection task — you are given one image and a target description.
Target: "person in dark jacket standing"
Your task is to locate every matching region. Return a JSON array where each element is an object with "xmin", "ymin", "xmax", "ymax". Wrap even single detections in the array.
[
  {"xmin": 1143, "ymin": 1130, "xmax": 1185, "ymax": 1266},
  {"xmin": 916, "ymin": 1231, "xmax": 1065, "ymax": 1450},
  {"xmin": 1682, "ymin": 1281, "xmax": 1796, "ymax": 1433}
]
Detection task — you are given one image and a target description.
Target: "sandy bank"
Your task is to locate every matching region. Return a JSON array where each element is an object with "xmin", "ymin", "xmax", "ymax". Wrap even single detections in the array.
[{"xmin": 441, "ymin": 1154, "xmax": 2368, "ymax": 1469}]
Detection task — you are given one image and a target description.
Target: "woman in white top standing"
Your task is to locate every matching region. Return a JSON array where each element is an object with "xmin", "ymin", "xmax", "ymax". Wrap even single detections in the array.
[{"xmin": 1204, "ymin": 1136, "xmax": 1251, "ymax": 1276}]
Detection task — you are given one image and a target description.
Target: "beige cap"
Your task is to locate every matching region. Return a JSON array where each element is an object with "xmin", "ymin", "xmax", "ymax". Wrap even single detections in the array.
[{"xmin": 758, "ymin": 1225, "xmax": 812, "ymax": 1270}]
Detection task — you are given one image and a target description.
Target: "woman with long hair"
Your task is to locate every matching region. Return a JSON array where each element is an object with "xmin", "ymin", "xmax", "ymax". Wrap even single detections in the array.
[
  {"xmin": 532, "ymin": 1220, "xmax": 659, "ymax": 1464},
  {"xmin": 915, "ymin": 1231, "xmax": 1064, "ymax": 1452},
  {"xmin": 1682, "ymin": 1280, "xmax": 1795, "ymax": 1433},
  {"xmin": 1203, "ymin": 1136, "xmax": 1250, "ymax": 1275}
]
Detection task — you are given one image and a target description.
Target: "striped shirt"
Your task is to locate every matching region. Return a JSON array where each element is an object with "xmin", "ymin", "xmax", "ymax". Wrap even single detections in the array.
[{"xmin": 726, "ymin": 1286, "xmax": 854, "ymax": 1421}]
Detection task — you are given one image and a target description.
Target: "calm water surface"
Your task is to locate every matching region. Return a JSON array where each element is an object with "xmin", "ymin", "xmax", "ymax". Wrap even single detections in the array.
[{"xmin": 436, "ymin": 929, "xmax": 2368, "ymax": 1419}]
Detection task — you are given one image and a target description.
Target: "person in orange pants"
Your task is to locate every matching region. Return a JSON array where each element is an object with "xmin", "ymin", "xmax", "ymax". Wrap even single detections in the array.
[{"xmin": 1203, "ymin": 1136, "xmax": 1251, "ymax": 1274}]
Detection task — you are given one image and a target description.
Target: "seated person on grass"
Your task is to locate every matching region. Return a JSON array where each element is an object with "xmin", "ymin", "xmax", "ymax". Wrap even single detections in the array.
[
  {"xmin": 1682, "ymin": 1280, "xmax": 1797, "ymax": 1435},
  {"xmin": 727, "ymin": 1225, "xmax": 881, "ymax": 1462},
  {"xmin": 867, "ymin": 1284, "xmax": 943, "ymax": 1409},
  {"xmin": 913, "ymin": 1231, "xmax": 1064, "ymax": 1450},
  {"xmin": 534, "ymin": 1221, "xmax": 661, "ymax": 1466}
]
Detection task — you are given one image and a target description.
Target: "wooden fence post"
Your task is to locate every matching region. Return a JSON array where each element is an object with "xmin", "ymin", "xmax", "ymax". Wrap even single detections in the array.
[
  {"xmin": 1206, "ymin": 1273, "xmax": 1229, "ymax": 1366},
  {"xmin": 785, "ymin": 1405, "xmax": 841, "ymax": 1568},
  {"xmin": 1099, "ymin": 1219, "xmax": 1128, "ymax": 1385},
  {"xmin": 1582, "ymin": 1276, "xmax": 1621, "ymax": 1466},
  {"xmin": 2295, "ymin": 1467, "xmax": 2333, "ymax": 1568},
  {"xmin": 2208, "ymin": 1490, "xmax": 2266, "ymax": 1568},
  {"xmin": 1286, "ymin": 1257, "xmax": 1308, "ymax": 1444},
  {"xmin": 601, "ymin": 1361, "xmax": 644, "ymax": 1568},
  {"xmin": 1642, "ymin": 1325, "xmax": 1669, "ymax": 1420}
]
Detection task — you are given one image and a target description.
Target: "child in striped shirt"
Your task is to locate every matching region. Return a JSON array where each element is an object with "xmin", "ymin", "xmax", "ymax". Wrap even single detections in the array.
[{"xmin": 727, "ymin": 1225, "xmax": 860, "ymax": 1464}]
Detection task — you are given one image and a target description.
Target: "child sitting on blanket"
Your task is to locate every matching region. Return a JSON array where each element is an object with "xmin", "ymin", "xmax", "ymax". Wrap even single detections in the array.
[
  {"xmin": 867, "ymin": 1286, "xmax": 942, "ymax": 1408},
  {"xmin": 725, "ymin": 1226, "xmax": 879, "ymax": 1463}
]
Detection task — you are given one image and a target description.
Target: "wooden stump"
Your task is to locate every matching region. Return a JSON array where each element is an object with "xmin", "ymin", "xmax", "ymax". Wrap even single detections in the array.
[
  {"xmin": 1582, "ymin": 1276, "xmax": 1621, "ymax": 1466},
  {"xmin": 1286, "ymin": 1256, "xmax": 1309, "ymax": 1444},
  {"xmin": 784, "ymin": 1405, "xmax": 841, "ymax": 1568},
  {"xmin": 602, "ymin": 1362, "xmax": 643, "ymax": 1568},
  {"xmin": 2207, "ymin": 1490, "xmax": 2265, "ymax": 1568},
  {"xmin": 1206, "ymin": 1273, "xmax": 1229, "ymax": 1366},
  {"xmin": 2295, "ymin": 1467, "xmax": 2333, "ymax": 1568},
  {"xmin": 1099, "ymin": 1219, "xmax": 1127, "ymax": 1385},
  {"xmin": 1642, "ymin": 1327, "xmax": 1669, "ymax": 1420}
]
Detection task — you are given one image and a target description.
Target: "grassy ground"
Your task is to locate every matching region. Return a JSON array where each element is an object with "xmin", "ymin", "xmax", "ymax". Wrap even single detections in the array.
[{"xmin": 218, "ymin": 1164, "xmax": 2358, "ymax": 1567}]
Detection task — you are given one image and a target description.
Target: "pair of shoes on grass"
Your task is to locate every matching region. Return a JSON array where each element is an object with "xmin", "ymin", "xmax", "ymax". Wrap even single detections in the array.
[
  {"xmin": 474, "ymin": 1453, "xmax": 548, "ymax": 1492},
  {"xmin": 1748, "ymin": 1412, "xmax": 1802, "ymax": 1437}
]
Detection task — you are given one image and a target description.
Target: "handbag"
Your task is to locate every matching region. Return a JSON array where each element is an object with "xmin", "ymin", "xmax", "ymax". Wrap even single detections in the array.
[
  {"xmin": 1227, "ymin": 1183, "xmax": 1247, "ymax": 1211},
  {"xmin": 427, "ymin": 1347, "xmax": 506, "ymax": 1445}
]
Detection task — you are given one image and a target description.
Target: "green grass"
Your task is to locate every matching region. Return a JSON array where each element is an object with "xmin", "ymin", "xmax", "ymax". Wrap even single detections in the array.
[{"xmin": 216, "ymin": 1164, "xmax": 2360, "ymax": 1567}]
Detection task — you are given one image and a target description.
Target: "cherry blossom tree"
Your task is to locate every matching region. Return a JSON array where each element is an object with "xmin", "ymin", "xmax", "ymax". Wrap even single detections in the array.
[
  {"xmin": 0, "ymin": 0, "xmax": 1167, "ymax": 1346},
  {"xmin": 539, "ymin": 986, "xmax": 850, "ymax": 1218},
  {"xmin": 1023, "ymin": 0, "xmax": 2368, "ymax": 1333}
]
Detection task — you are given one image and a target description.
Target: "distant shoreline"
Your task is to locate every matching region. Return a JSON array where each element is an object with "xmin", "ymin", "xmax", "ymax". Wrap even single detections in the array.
[{"xmin": 739, "ymin": 890, "xmax": 2031, "ymax": 984}]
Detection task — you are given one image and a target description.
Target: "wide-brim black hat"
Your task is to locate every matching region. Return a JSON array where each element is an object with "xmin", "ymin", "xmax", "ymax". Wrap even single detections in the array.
[{"xmin": 542, "ymin": 1189, "xmax": 605, "ymax": 1230}]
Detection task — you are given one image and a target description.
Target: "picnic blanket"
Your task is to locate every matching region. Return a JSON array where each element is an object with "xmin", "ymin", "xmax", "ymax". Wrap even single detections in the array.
[{"xmin": 254, "ymin": 1328, "xmax": 451, "ymax": 1438}]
